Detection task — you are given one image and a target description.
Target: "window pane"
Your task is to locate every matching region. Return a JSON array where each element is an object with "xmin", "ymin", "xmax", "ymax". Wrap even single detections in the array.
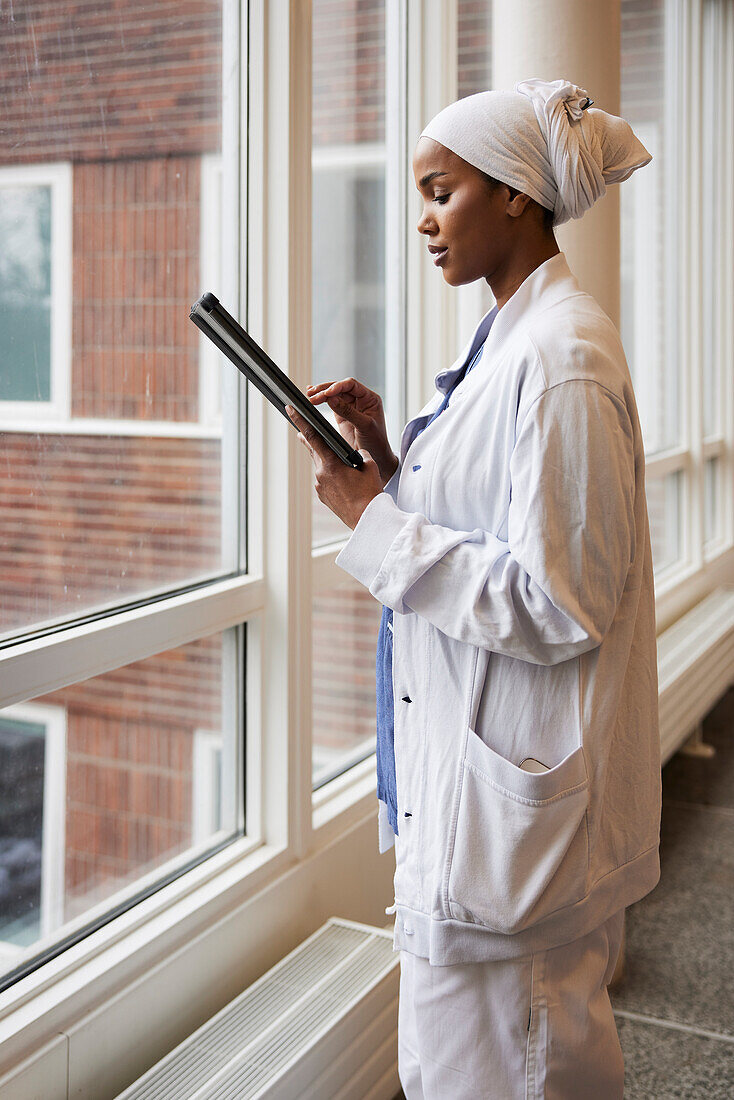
[
  {"xmin": 311, "ymin": 0, "xmax": 387, "ymax": 548},
  {"xmin": 647, "ymin": 471, "xmax": 683, "ymax": 574},
  {"xmin": 620, "ymin": 0, "xmax": 678, "ymax": 456},
  {"xmin": 310, "ymin": 1, "xmax": 389, "ymax": 786},
  {"xmin": 0, "ymin": 186, "xmax": 51, "ymax": 402},
  {"xmin": 0, "ymin": 3, "xmax": 238, "ymax": 642},
  {"xmin": 702, "ymin": 0, "xmax": 724, "ymax": 440},
  {"xmin": 0, "ymin": 630, "xmax": 239, "ymax": 978},
  {"xmin": 0, "ymin": 717, "xmax": 46, "ymax": 948},
  {"xmin": 458, "ymin": 0, "xmax": 492, "ymax": 98},
  {"xmin": 312, "ymin": 589, "xmax": 381, "ymax": 788}
]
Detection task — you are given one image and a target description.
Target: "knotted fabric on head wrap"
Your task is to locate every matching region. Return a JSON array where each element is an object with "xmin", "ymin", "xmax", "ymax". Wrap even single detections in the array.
[{"xmin": 419, "ymin": 77, "xmax": 652, "ymax": 227}]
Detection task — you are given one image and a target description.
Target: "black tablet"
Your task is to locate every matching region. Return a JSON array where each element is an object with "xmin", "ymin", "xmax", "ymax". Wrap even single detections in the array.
[{"xmin": 189, "ymin": 292, "xmax": 364, "ymax": 470}]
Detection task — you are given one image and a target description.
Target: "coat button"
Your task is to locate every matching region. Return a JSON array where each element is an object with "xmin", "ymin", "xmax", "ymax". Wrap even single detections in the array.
[
  {"xmin": 401, "ymin": 695, "xmax": 412, "ymax": 703},
  {"xmin": 412, "ymin": 464, "xmax": 421, "ymax": 472}
]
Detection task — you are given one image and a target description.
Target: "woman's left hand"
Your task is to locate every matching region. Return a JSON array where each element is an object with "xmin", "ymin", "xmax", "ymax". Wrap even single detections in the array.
[{"xmin": 285, "ymin": 405, "xmax": 384, "ymax": 529}]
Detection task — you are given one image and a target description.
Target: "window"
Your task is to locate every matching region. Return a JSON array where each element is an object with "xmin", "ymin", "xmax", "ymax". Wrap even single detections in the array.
[
  {"xmin": 621, "ymin": 0, "xmax": 734, "ymax": 587},
  {"xmin": 0, "ymin": 631, "xmax": 240, "ymax": 983},
  {"xmin": 0, "ymin": 0, "xmax": 246, "ymax": 994},
  {"xmin": 310, "ymin": 0, "xmax": 405, "ymax": 787},
  {"xmin": 0, "ymin": 7, "xmax": 240, "ymax": 644},
  {"xmin": 0, "ymin": 704, "xmax": 66, "ymax": 964},
  {"xmin": 0, "ymin": 163, "xmax": 71, "ymax": 421}
]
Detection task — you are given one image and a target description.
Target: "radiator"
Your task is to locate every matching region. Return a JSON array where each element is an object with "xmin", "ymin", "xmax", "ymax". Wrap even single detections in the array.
[
  {"xmin": 115, "ymin": 918, "xmax": 400, "ymax": 1100},
  {"xmin": 657, "ymin": 585, "xmax": 734, "ymax": 765}
]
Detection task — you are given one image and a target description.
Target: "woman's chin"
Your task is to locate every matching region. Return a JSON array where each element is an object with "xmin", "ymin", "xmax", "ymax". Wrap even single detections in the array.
[
  {"xmin": 442, "ymin": 266, "xmax": 478, "ymax": 288},
  {"xmin": 440, "ymin": 265, "xmax": 462, "ymax": 286}
]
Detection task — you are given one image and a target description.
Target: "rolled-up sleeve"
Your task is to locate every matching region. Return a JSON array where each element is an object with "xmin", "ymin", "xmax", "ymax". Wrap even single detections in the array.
[{"xmin": 335, "ymin": 379, "xmax": 636, "ymax": 666}]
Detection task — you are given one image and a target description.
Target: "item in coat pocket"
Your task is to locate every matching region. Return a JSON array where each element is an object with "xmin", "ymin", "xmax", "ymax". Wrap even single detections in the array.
[{"xmin": 518, "ymin": 757, "xmax": 550, "ymax": 773}]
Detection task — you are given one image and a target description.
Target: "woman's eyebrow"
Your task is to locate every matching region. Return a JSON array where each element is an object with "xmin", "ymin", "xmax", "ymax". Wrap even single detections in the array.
[{"xmin": 419, "ymin": 170, "xmax": 449, "ymax": 188}]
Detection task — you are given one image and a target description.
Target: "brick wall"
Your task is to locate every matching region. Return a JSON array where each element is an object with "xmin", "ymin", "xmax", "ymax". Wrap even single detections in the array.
[
  {"xmin": 73, "ymin": 157, "xmax": 202, "ymax": 421},
  {"xmin": 0, "ymin": 0, "xmax": 222, "ymax": 166},
  {"xmin": 1, "ymin": 433, "xmax": 221, "ymax": 632},
  {"xmin": 312, "ymin": 0, "xmax": 385, "ymax": 147},
  {"xmin": 457, "ymin": 0, "xmax": 492, "ymax": 99},
  {"xmin": 39, "ymin": 634, "xmax": 222, "ymax": 916}
]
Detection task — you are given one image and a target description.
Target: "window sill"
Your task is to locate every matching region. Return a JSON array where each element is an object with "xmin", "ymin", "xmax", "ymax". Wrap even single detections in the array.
[
  {"xmin": 0, "ymin": 755, "xmax": 384, "ymax": 1073},
  {"xmin": 0, "ymin": 834, "xmax": 285, "ymax": 1065},
  {"xmin": 0, "ymin": 805, "xmax": 394, "ymax": 1094}
]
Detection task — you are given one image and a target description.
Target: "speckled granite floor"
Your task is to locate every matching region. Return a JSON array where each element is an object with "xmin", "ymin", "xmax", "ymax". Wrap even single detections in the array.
[
  {"xmin": 610, "ymin": 685, "xmax": 734, "ymax": 1098},
  {"xmin": 392, "ymin": 687, "xmax": 734, "ymax": 1099}
]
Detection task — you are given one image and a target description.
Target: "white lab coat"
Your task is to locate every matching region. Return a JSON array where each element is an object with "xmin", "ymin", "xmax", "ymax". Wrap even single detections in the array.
[{"xmin": 335, "ymin": 251, "xmax": 662, "ymax": 964}]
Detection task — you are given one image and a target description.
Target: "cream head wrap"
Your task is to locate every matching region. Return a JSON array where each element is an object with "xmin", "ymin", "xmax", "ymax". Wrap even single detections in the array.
[{"xmin": 420, "ymin": 77, "xmax": 652, "ymax": 227}]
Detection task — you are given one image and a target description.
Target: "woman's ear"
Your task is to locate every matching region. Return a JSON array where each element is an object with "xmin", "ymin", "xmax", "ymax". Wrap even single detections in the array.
[{"xmin": 505, "ymin": 188, "xmax": 532, "ymax": 219}]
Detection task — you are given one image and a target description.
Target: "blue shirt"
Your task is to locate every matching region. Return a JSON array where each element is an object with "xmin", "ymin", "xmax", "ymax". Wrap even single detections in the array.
[{"xmin": 376, "ymin": 336, "xmax": 488, "ymax": 836}]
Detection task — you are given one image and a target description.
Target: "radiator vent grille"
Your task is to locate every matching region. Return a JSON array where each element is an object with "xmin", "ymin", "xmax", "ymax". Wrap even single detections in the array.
[{"xmin": 115, "ymin": 919, "xmax": 398, "ymax": 1100}]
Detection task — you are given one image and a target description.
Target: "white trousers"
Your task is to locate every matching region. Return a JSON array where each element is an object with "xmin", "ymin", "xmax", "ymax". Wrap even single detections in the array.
[{"xmin": 397, "ymin": 908, "xmax": 625, "ymax": 1100}]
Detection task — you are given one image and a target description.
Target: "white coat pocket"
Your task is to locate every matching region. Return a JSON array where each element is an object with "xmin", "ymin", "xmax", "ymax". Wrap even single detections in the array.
[{"xmin": 447, "ymin": 727, "xmax": 590, "ymax": 934}]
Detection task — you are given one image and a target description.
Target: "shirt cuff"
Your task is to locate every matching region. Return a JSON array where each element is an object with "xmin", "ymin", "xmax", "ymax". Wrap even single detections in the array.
[{"xmin": 335, "ymin": 491, "xmax": 411, "ymax": 593}]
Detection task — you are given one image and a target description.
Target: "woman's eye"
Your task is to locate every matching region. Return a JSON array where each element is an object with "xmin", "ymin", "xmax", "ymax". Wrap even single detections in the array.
[{"xmin": 435, "ymin": 193, "xmax": 450, "ymax": 204}]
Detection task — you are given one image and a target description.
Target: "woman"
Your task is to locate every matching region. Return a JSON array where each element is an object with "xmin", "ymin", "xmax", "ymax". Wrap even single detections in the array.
[{"xmin": 287, "ymin": 78, "xmax": 661, "ymax": 1099}]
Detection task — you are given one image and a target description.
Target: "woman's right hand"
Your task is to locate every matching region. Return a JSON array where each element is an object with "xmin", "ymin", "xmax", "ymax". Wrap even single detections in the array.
[{"xmin": 306, "ymin": 377, "xmax": 399, "ymax": 487}]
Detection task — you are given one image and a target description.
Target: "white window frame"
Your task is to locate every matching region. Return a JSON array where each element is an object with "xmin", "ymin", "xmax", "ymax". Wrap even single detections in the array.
[
  {"xmin": 0, "ymin": 162, "xmax": 72, "ymax": 425},
  {"xmin": 0, "ymin": 702, "xmax": 66, "ymax": 969}
]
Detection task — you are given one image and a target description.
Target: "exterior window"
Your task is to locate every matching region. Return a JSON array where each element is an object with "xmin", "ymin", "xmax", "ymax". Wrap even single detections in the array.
[
  {"xmin": 0, "ymin": 705, "xmax": 66, "ymax": 964},
  {"xmin": 0, "ymin": 164, "xmax": 71, "ymax": 420},
  {"xmin": 0, "ymin": 632, "xmax": 238, "ymax": 963},
  {"xmin": 0, "ymin": 7, "xmax": 237, "ymax": 643}
]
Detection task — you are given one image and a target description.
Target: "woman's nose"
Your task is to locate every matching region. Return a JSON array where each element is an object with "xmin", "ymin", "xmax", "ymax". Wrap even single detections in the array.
[{"xmin": 416, "ymin": 208, "xmax": 436, "ymax": 235}]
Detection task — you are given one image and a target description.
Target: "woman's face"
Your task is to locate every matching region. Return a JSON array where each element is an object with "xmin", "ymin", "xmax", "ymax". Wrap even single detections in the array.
[{"xmin": 412, "ymin": 136, "xmax": 523, "ymax": 287}]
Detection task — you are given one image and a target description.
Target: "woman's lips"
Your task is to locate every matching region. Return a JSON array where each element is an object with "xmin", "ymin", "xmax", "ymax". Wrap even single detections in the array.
[{"xmin": 431, "ymin": 247, "xmax": 448, "ymax": 266}]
